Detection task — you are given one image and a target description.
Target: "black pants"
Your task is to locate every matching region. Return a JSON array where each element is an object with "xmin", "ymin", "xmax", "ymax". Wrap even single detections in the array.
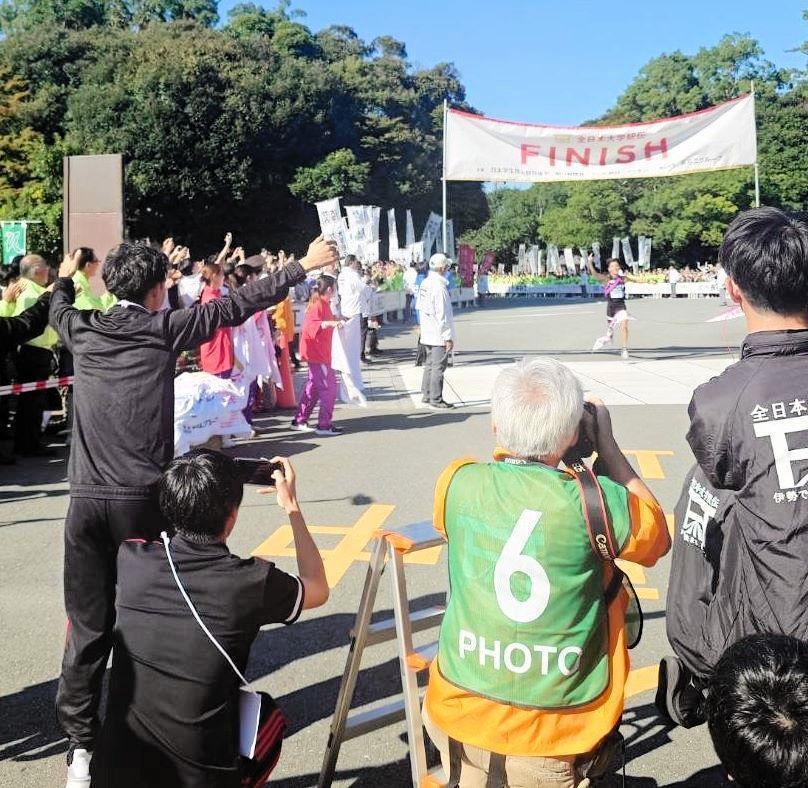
[
  {"xmin": 14, "ymin": 345, "xmax": 54, "ymax": 453},
  {"xmin": 421, "ymin": 344, "xmax": 449, "ymax": 404},
  {"xmin": 57, "ymin": 490, "xmax": 168, "ymax": 749},
  {"xmin": 360, "ymin": 316, "xmax": 369, "ymax": 359}
]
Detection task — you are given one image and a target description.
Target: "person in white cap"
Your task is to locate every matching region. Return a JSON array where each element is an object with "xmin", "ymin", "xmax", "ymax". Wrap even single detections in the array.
[{"xmin": 417, "ymin": 253, "xmax": 456, "ymax": 409}]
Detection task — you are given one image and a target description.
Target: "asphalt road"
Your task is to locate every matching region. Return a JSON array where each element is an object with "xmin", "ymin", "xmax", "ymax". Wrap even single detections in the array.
[{"xmin": 0, "ymin": 295, "xmax": 747, "ymax": 787}]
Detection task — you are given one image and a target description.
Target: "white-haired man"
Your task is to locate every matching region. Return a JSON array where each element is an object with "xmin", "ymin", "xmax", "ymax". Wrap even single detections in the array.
[
  {"xmin": 424, "ymin": 357, "xmax": 670, "ymax": 786},
  {"xmin": 418, "ymin": 253, "xmax": 455, "ymax": 409}
]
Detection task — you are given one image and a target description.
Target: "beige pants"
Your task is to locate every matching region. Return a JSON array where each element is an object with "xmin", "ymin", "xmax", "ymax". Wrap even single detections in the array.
[{"xmin": 423, "ymin": 707, "xmax": 612, "ymax": 788}]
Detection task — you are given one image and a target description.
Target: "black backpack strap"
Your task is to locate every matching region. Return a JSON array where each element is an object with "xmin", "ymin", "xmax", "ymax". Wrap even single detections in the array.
[
  {"xmin": 447, "ymin": 737, "xmax": 463, "ymax": 788},
  {"xmin": 486, "ymin": 752, "xmax": 507, "ymax": 788},
  {"xmin": 568, "ymin": 459, "xmax": 620, "ymax": 561}
]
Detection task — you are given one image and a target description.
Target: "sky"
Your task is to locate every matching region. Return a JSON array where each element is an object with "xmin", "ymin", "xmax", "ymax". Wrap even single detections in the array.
[{"xmin": 219, "ymin": 0, "xmax": 807, "ymax": 125}]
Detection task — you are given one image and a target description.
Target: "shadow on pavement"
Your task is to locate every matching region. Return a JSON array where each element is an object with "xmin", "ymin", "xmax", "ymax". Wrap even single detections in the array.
[{"xmin": 0, "ymin": 678, "xmax": 67, "ymax": 763}]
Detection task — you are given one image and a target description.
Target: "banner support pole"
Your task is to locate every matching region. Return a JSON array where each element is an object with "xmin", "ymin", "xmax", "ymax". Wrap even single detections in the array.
[
  {"xmin": 442, "ymin": 99, "xmax": 448, "ymax": 256},
  {"xmin": 751, "ymin": 81, "xmax": 760, "ymax": 207}
]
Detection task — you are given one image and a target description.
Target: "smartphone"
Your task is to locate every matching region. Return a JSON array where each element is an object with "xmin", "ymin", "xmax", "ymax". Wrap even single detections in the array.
[{"xmin": 234, "ymin": 457, "xmax": 284, "ymax": 486}]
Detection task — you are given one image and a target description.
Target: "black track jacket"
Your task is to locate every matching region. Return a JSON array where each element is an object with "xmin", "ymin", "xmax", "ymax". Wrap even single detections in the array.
[
  {"xmin": 50, "ymin": 261, "xmax": 305, "ymax": 494},
  {"xmin": 667, "ymin": 330, "xmax": 808, "ymax": 677}
]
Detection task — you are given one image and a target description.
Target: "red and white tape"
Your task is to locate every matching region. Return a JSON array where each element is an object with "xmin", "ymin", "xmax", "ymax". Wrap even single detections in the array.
[{"xmin": 0, "ymin": 375, "xmax": 74, "ymax": 396}]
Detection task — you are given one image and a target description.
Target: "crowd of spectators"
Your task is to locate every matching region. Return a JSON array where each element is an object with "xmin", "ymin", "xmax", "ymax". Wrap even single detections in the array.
[{"xmin": 3, "ymin": 209, "xmax": 808, "ymax": 787}]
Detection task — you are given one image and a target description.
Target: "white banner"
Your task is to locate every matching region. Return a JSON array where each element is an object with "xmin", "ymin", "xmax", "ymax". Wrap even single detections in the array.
[
  {"xmin": 445, "ymin": 219, "xmax": 455, "ymax": 260},
  {"xmin": 445, "ymin": 94, "xmax": 757, "ymax": 183},
  {"xmin": 387, "ymin": 208, "xmax": 399, "ymax": 258},
  {"xmin": 592, "ymin": 241, "xmax": 601, "ymax": 271},
  {"xmin": 315, "ymin": 197, "xmax": 348, "ymax": 258},
  {"xmin": 422, "ymin": 212, "xmax": 443, "ymax": 257},
  {"xmin": 405, "ymin": 210, "xmax": 416, "ymax": 247}
]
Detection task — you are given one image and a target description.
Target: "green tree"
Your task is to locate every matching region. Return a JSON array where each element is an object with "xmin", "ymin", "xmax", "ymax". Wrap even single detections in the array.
[{"xmin": 289, "ymin": 148, "xmax": 370, "ymax": 202}]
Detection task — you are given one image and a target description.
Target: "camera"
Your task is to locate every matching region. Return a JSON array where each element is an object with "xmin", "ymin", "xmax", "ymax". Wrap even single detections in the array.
[{"xmin": 564, "ymin": 401, "xmax": 598, "ymax": 462}]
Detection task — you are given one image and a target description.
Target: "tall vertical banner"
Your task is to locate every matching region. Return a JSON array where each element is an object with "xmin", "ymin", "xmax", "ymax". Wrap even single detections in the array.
[
  {"xmin": 444, "ymin": 94, "xmax": 757, "ymax": 183},
  {"xmin": 621, "ymin": 237, "xmax": 635, "ymax": 268},
  {"xmin": 1, "ymin": 222, "xmax": 27, "ymax": 264},
  {"xmin": 480, "ymin": 251, "xmax": 496, "ymax": 274},
  {"xmin": 611, "ymin": 237, "xmax": 620, "ymax": 261},
  {"xmin": 387, "ymin": 209, "xmax": 399, "ymax": 258},
  {"xmin": 445, "ymin": 219, "xmax": 456, "ymax": 260},
  {"xmin": 592, "ymin": 241, "xmax": 602, "ymax": 271},
  {"xmin": 546, "ymin": 245, "xmax": 560, "ymax": 274},
  {"xmin": 316, "ymin": 197, "xmax": 348, "ymax": 258},
  {"xmin": 458, "ymin": 244, "xmax": 476, "ymax": 286},
  {"xmin": 405, "ymin": 210, "xmax": 416, "ymax": 247},
  {"xmin": 563, "ymin": 247, "xmax": 575, "ymax": 273},
  {"xmin": 421, "ymin": 212, "xmax": 443, "ymax": 258},
  {"xmin": 518, "ymin": 243, "xmax": 527, "ymax": 273}
]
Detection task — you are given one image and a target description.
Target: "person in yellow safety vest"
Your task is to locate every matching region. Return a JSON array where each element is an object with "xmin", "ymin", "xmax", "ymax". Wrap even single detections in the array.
[
  {"xmin": 423, "ymin": 357, "xmax": 670, "ymax": 788},
  {"xmin": 71, "ymin": 247, "xmax": 117, "ymax": 313},
  {"xmin": 7, "ymin": 254, "xmax": 60, "ymax": 455},
  {"xmin": 62, "ymin": 249, "xmax": 116, "ymax": 442}
]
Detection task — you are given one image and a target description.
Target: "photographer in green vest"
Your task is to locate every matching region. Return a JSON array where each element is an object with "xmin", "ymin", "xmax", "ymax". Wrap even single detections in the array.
[{"xmin": 424, "ymin": 357, "xmax": 670, "ymax": 787}]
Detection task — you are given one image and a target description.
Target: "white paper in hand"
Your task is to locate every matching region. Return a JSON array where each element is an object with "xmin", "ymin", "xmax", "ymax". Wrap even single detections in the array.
[{"xmin": 239, "ymin": 688, "xmax": 261, "ymax": 759}]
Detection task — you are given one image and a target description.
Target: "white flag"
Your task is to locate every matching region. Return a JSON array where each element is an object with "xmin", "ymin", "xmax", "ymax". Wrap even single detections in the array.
[
  {"xmin": 388, "ymin": 209, "xmax": 399, "ymax": 257},
  {"xmin": 315, "ymin": 197, "xmax": 348, "ymax": 258},
  {"xmin": 405, "ymin": 210, "xmax": 416, "ymax": 247}
]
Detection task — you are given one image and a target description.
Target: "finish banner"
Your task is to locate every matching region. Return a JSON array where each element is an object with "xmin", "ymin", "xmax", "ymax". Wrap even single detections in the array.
[{"xmin": 445, "ymin": 94, "xmax": 757, "ymax": 183}]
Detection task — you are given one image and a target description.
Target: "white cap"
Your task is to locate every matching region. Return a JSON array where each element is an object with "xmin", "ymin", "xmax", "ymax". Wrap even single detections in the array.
[{"xmin": 429, "ymin": 253, "xmax": 450, "ymax": 271}]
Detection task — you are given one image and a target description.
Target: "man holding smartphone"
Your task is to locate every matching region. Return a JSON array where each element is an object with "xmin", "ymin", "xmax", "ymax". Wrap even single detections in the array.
[{"xmin": 90, "ymin": 451, "xmax": 329, "ymax": 787}]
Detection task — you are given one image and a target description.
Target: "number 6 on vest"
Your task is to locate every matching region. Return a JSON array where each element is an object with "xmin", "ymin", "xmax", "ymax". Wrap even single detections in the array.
[{"xmin": 493, "ymin": 510, "xmax": 550, "ymax": 623}]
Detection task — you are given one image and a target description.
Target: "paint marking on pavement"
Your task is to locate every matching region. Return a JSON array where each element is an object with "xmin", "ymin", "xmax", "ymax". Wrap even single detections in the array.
[
  {"xmin": 623, "ymin": 450, "xmax": 674, "ymax": 480},
  {"xmin": 251, "ymin": 505, "xmax": 442, "ymax": 588},
  {"xmin": 626, "ymin": 664, "xmax": 659, "ymax": 698}
]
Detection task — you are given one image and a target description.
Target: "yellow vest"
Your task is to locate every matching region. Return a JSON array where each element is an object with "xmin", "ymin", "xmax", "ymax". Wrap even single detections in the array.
[{"xmin": 13, "ymin": 279, "xmax": 58, "ymax": 350}]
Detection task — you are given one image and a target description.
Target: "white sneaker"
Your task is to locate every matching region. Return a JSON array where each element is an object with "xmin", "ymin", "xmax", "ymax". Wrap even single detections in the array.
[
  {"xmin": 66, "ymin": 748, "xmax": 92, "ymax": 787},
  {"xmin": 289, "ymin": 421, "xmax": 315, "ymax": 432},
  {"xmin": 621, "ymin": 348, "xmax": 629, "ymax": 360}
]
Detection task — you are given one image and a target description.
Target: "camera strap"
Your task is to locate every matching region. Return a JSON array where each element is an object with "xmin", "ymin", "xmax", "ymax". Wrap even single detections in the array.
[
  {"xmin": 567, "ymin": 458, "xmax": 620, "ymax": 562},
  {"xmin": 567, "ymin": 460, "xmax": 643, "ymax": 647}
]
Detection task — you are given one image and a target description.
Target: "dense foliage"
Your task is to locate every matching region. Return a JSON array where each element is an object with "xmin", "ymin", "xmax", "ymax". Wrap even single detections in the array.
[
  {"xmin": 0, "ymin": 0, "xmax": 488, "ymax": 254},
  {"xmin": 463, "ymin": 28, "xmax": 808, "ymax": 265}
]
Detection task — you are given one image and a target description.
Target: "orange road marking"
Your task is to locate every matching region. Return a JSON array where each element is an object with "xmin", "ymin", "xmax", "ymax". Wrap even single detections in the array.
[
  {"xmin": 623, "ymin": 450, "xmax": 674, "ymax": 480},
  {"xmin": 252, "ymin": 505, "xmax": 443, "ymax": 588},
  {"xmin": 626, "ymin": 664, "xmax": 659, "ymax": 698}
]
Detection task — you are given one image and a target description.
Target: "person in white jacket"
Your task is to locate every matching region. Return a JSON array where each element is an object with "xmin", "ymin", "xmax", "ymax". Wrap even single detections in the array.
[{"xmin": 417, "ymin": 254, "xmax": 456, "ymax": 409}]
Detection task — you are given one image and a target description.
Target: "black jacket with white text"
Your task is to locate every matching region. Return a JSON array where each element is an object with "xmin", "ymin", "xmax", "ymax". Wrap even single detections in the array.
[{"xmin": 667, "ymin": 330, "xmax": 808, "ymax": 677}]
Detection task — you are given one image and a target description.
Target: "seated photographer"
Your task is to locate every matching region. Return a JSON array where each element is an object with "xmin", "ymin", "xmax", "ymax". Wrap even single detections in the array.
[
  {"xmin": 660, "ymin": 208, "xmax": 808, "ymax": 728},
  {"xmin": 90, "ymin": 451, "xmax": 329, "ymax": 788},
  {"xmin": 705, "ymin": 633, "xmax": 808, "ymax": 788},
  {"xmin": 423, "ymin": 357, "xmax": 669, "ymax": 787}
]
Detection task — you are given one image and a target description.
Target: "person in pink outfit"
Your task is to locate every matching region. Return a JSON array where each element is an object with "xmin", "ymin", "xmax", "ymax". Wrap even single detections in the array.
[{"xmin": 291, "ymin": 275, "xmax": 344, "ymax": 436}]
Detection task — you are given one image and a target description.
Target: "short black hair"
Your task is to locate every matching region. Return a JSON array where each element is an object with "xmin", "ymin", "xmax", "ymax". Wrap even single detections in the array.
[
  {"xmin": 103, "ymin": 243, "xmax": 168, "ymax": 303},
  {"xmin": 720, "ymin": 208, "xmax": 808, "ymax": 315},
  {"xmin": 706, "ymin": 633, "xmax": 808, "ymax": 788},
  {"xmin": 158, "ymin": 450, "xmax": 244, "ymax": 543}
]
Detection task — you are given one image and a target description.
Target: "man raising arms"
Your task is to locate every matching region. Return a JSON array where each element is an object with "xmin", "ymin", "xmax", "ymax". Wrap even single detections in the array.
[{"xmin": 50, "ymin": 235, "xmax": 337, "ymax": 787}]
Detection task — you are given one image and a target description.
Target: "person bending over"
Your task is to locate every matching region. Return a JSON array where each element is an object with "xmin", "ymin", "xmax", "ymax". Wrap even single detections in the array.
[
  {"xmin": 659, "ymin": 208, "xmax": 808, "ymax": 729},
  {"xmin": 423, "ymin": 357, "xmax": 670, "ymax": 787},
  {"xmin": 90, "ymin": 450, "xmax": 328, "ymax": 787},
  {"xmin": 706, "ymin": 633, "xmax": 808, "ymax": 788},
  {"xmin": 51, "ymin": 236, "xmax": 336, "ymax": 787}
]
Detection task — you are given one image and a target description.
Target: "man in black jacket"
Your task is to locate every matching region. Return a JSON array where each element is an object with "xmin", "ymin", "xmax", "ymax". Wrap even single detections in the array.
[
  {"xmin": 659, "ymin": 208, "xmax": 808, "ymax": 728},
  {"xmin": 50, "ymin": 237, "xmax": 336, "ymax": 787}
]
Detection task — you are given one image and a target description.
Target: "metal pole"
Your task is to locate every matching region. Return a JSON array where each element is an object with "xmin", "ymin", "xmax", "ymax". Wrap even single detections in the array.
[
  {"xmin": 442, "ymin": 99, "xmax": 448, "ymax": 255},
  {"xmin": 751, "ymin": 81, "xmax": 760, "ymax": 207}
]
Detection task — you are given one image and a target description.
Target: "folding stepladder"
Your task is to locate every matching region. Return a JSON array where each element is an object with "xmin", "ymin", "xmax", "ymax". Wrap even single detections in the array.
[{"xmin": 318, "ymin": 521, "xmax": 447, "ymax": 788}]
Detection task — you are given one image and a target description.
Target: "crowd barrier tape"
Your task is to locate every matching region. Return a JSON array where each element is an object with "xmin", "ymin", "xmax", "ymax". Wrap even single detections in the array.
[{"xmin": 0, "ymin": 375, "xmax": 74, "ymax": 396}]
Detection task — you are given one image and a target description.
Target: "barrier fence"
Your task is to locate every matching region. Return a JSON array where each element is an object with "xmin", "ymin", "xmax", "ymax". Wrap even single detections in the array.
[{"xmin": 0, "ymin": 375, "xmax": 74, "ymax": 397}]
